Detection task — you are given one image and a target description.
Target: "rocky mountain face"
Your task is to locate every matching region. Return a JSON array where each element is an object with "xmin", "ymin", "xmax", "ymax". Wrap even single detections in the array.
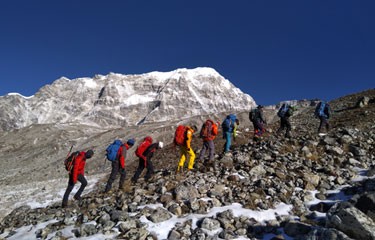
[
  {"xmin": 0, "ymin": 67, "xmax": 255, "ymax": 131},
  {"xmin": 0, "ymin": 82, "xmax": 374, "ymax": 239}
]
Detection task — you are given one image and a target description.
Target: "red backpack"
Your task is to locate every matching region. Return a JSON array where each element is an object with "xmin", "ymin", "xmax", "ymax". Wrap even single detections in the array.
[
  {"xmin": 200, "ymin": 120, "xmax": 214, "ymax": 138},
  {"xmin": 174, "ymin": 125, "xmax": 187, "ymax": 146},
  {"xmin": 135, "ymin": 136, "xmax": 153, "ymax": 158}
]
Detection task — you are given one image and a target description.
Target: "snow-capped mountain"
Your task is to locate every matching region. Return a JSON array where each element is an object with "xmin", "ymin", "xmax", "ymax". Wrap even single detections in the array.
[{"xmin": 0, "ymin": 67, "xmax": 255, "ymax": 131}]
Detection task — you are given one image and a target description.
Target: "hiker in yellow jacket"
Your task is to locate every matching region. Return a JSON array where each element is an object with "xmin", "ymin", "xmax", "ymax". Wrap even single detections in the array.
[{"xmin": 176, "ymin": 125, "xmax": 197, "ymax": 172}]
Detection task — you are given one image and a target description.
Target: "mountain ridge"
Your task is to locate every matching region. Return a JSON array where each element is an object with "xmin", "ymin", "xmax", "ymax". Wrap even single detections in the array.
[{"xmin": 0, "ymin": 67, "xmax": 255, "ymax": 131}]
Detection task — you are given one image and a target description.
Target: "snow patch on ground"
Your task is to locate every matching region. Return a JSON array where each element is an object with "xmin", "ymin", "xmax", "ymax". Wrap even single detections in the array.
[
  {"xmin": 138, "ymin": 201, "xmax": 293, "ymax": 239},
  {"xmin": 0, "ymin": 174, "xmax": 106, "ymax": 219}
]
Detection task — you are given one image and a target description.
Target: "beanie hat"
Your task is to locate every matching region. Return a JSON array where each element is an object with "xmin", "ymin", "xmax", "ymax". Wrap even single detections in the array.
[
  {"xmin": 158, "ymin": 141, "xmax": 164, "ymax": 149},
  {"xmin": 191, "ymin": 125, "xmax": 198, "ymax": 132},
  {"xmin": 85, "ymin": 149, "xmax": 94, "ymax": 159},
  {"xmin": 127, "ymin": 138, "xmax": 135, "ymax": 146}
]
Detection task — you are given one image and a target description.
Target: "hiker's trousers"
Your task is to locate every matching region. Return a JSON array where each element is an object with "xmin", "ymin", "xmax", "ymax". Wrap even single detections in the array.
[
  {"xmin": 62, "ymin": 174, "xmax": 87, "ymax": 207},
  {"xmin": 223, "ymin": 131, "xmax": 232, "ymax": 153},
  {"xmin": 199, "ymin": 140, "xmax": 215, "ymax": 161},
  {"xmin": 178, "ymin": 146, "xmax": 195, "ymax": 170},
  {"xmin": 132, "ymin": 157, "xmax": 154, "ymax": 182},
  {"xmin": 105, "ymin": 160, "xmax": 126, "ymax": 192}
]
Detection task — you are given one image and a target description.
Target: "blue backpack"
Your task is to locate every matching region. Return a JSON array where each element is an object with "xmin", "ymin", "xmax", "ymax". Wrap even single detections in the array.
[
  {"xmin": 315, "ymin": 102, "xmax": 328, "ymax": 118},
  {"xmin": 277, "ymin": 104, "xmax": 289, "ymax": 117},
  {"xmin": 106, "ymin": 140, "xmax": 123, "ymax": 161},
  {"xmin": 222, "ymin": 114, "xmax": 236, "ymax": 132}
]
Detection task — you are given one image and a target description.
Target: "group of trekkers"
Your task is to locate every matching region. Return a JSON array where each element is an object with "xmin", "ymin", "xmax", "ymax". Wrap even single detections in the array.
[
  {"xmin": 249, "ymin": 100, "xmax": 331, "ymax": 140},
  {"xmin": 62, "ymin": 101, "xmax": 331, "ymax": 207}
]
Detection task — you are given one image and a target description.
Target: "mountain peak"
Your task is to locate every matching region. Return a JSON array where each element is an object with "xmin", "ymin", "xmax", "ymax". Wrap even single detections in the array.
[{"xmin": 0, "ymin": 67, "xmax": 255, "ymax": 131}]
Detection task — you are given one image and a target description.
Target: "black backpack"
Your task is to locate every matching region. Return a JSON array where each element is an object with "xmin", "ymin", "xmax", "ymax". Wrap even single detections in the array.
[{"xmin": 249, "ymin": 109, "xmax": 258, "ymax": 122}]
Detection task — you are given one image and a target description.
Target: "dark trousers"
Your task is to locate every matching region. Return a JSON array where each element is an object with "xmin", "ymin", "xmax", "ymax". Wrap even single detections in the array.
[
  {"xmin": 132, "ymin": 157, "xmax": 154, "ymax": 182},
  {"xmin": 105, "ymin": 160, "xmax": 126, "ymax": 192},
  {"xmin": 252, "ymin": 121, "xmax": 265, "ymax": 136},
  {"xmin": 199, "ymin": 140, "xmax": 215, "ymax": 161},
  {"xmin": 277, "ymin": 117, "xmax": 291, "ymax": 137},
  {"xmin": 62, "ymin": 174, "xmax": 87, "ymax": 207},
  {"xmin": 318, "ymin": 116, "xmax": 330, "ymax": 133}
]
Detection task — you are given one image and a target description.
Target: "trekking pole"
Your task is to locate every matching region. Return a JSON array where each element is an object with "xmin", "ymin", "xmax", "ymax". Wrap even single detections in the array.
[
  {"xmin": 66, "ymin": 145, "xmax": 74, "ymax": 158},
  {"xmin": 102, "ymin": 157, "xmax": 107, "ymax": 171},
  {"xmin": 64, "ymin": 145, "xmax": 74, "ymax": 175}
]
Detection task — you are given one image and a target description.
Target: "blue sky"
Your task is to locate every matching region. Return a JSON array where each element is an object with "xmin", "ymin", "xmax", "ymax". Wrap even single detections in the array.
[{"xmin": 0, "ymin": 0, "xmax": 374, "ymax": 105}]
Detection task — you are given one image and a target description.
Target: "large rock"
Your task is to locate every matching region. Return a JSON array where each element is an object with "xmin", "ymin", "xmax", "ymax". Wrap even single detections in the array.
[
  {"xmin": 297, "ymin": 227, "xmax": 353, "ymax": 240},
  {"xmin": 327, "ymin": 202, "xmax": 375, "ymax": 240},
  {"xmin": 354, "ymin": 193, "xmax": 375, "ymax": 222},
  {"xmin": 200, "ymin": 217, "xmax": 221, "ymax": 231},
  {"xmin": 147, "ymin": 207, "xmax": 172, "ymax": 223},
  {"xmin": 174, "ymin": 184, "xmax": 199, "ymax": 201}
]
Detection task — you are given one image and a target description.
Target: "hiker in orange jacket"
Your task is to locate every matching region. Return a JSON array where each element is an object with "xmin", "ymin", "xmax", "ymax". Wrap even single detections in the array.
[
  {"xmin": 176, "ymin": 125, "xmax": 197, "ymax": 172},
  {"xmin": 104, "ymin": 139, "xmax": 135, "ymax": 193},
  {"xmin": 62, "ymin": 149, "xmax": 94, "ymax": 208},
  {"xmin": 198, "ymin": 120, "xmax": 219, "ymax": 164}
]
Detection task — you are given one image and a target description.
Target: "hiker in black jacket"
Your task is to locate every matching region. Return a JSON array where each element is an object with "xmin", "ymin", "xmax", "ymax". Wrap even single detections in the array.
[
  {"xmin": 131, "ymin": 141, "xmax": 163, "ymax": 183},
  {"xmin": 249, "ymin": 105, "xmax": 267, "ymax": 140},
  {"xmin": 276, "ymin": 104, "xmax": 296, "ymax": 138}
]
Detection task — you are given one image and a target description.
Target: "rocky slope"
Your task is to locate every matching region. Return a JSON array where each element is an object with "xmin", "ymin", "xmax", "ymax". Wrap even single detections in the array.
[{"xmin": 0, "ymin": 89, "xmax": 374, "ymax": 239}]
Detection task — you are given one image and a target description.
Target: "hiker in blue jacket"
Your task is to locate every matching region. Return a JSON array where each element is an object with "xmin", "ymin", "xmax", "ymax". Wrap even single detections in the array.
[
  {"xmin": 315, "ymin": 101, "xmax": 331, "ymax": 134},
  {"xmin": 104, "ymin": 138, "xmax": 135, "ymax": 193},
  {"xmin": 222, "ymin": 114, "xmax": 237, "ymax": 153}
]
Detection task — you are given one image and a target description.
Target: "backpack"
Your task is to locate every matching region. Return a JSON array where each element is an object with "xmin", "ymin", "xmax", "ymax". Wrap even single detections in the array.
[
  {"xmin": 249, "ymin": 109, "xmax": 257, "ymax": 122},
  {"xmin": 174, "ymin": 125, "xmax": 187, "ymax": 146},
  {"xmin": 64, "ymin": 151, "xmax": 80, "ymax": 172},
  {"xmin": 315, "ymin": 102, "xmax": 329, "ymax": 118},
  {"xmin": 200, "ymin": 120, "xmax": 214, "ymax": 138},
  {"xmin": 222, "ymin": 114, "xmax": 236, "ymax": 132},
  {"xmin": 277, "ymin": 104, "xmax": 289, "ymax": 117},
  {"xmin": 135, "ymin": 137, "xmax": 152, "ymax": 158},
  {"xmin": 106, "ymin": 140, "xmax": 123, "ymax": 161}
]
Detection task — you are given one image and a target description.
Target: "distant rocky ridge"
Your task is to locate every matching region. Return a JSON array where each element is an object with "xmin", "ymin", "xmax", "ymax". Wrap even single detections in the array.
[{"xmin": 0, "ymin": 67, "xmax": 255, "ymax": 131}]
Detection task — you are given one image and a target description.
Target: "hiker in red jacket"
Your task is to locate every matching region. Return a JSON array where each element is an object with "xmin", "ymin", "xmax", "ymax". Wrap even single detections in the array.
[
  {"xmin": 104, "ymin": 138, "xmax": 135, "ymax": 193},
  {"xmin": 62, "ymin": 149, "xmax": 94, "ymax": 208},
  {"xmin": 131, "ymin": 140, "xmax": 164, "ymax": 184}
]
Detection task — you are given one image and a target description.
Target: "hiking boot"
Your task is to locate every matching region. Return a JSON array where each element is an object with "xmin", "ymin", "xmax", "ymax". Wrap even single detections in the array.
[
  {"xmin": 103, "ymin": 188, "xmax": 113, "ymax": 194},
  {"xmin": 175, "ymin": 167, "xmax": 183, "ymax": 174},
  {"xmin": 144, "ymin": 176, "xmax": 153, "ymax": 182},
  {"xmin": 73, "ymin": 196, "xmax": 81, "ymax": 201},
  {"xmin": 131, "ymin": 178, "xmax": 137, "ymax": 184}
]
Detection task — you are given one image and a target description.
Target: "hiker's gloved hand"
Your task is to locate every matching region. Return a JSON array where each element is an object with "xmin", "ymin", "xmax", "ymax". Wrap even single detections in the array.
[{"xmin": 187, "ymin": 148, "xmax": 191, "ymax": 151}]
